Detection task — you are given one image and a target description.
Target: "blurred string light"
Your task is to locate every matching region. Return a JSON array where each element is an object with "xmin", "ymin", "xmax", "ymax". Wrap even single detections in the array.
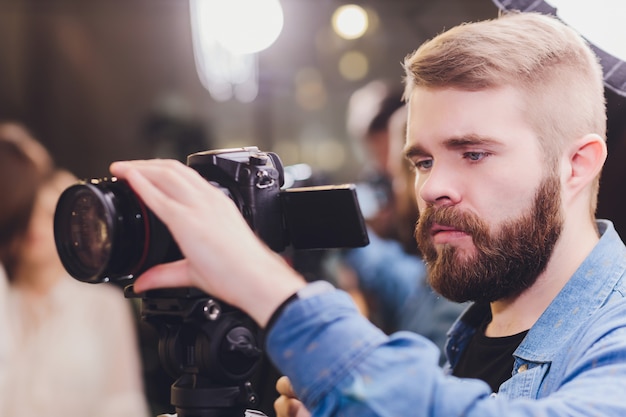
[
  {"xmin": 339, "ymin": 50, "xmax": 368, "ymax": 81},
  {"xmin": 190, "ymin": 0, "xmax": 284, "ymax": 102},
  {"xmin": 331, "ymin": 4, "xmax": 371, "ymax": 82},
  {"xmin": 294, "ymin": 67, "xmax": 328, "ymax": 111},
  {"xmin": 332, "ymin": 4, "xmax": 369, "ymax": 40}
]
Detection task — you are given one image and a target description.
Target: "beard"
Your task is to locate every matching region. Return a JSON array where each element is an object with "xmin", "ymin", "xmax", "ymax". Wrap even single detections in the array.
[{"xmin": 415, "ymin": 175, "xmax": 563, "ymax": 303}]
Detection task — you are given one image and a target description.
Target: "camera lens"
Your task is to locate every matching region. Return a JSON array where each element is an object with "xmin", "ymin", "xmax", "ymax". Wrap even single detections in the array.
[
  {"xmin": 53, "ymin": 178, "xmax": 180, "ymax": 283},
  {"xmin": 65, "ymin": 188, "xmax": 111, "ymax": 273}
]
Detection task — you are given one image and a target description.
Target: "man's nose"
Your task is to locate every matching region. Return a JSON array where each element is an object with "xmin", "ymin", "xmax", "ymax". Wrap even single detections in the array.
[{"xmin": 417, "ymin": 164, "xmax": 461, "ymax": 207}]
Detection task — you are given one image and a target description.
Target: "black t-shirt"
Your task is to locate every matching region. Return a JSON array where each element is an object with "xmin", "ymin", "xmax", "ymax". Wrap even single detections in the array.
[{"xmin": 452, "ymin": 319, "xmax": 529, "ymax": 393}]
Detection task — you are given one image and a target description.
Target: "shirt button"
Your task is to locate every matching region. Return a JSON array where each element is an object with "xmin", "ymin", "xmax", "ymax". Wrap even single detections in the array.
[{"xmin": 517, "ymin": 364, "xmax": 529, "ymax": 373}]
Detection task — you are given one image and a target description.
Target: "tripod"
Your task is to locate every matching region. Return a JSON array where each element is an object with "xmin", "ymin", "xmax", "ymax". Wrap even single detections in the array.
[{"xmin": 125, "ymin": 286, "xmax": 264, "ymax": 417}]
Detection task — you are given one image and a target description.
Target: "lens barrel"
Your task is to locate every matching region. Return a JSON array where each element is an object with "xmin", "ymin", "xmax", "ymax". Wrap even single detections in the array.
[{"xmin": 53, "ymin": 178, "xmax": 180, "ymax": 283}]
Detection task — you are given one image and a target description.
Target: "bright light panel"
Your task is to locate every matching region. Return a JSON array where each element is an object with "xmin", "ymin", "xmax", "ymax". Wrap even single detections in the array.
[
  {"xmin": 549, "ymin": 0, "xmax": 626, "ymax": 61},
  {"xmin": 193, "ymin": 0, "xmax": 284, "ymax": 55},
  {"xmin": 190, "ymin": 0, "xmax": 284, "ymax": 102}
]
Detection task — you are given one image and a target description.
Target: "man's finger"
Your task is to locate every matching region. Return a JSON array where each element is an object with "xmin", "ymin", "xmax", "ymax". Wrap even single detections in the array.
[
  {"xmin": 276, "ymin": 376, "xmax": 297, "ymax": 398},
  {"xmin": 133, "ymin": 259, "xmax": 192, "ymax": 293},
  {"xmin": 274, "ymin": 395, "xmax": 308, "ymax": 417}
]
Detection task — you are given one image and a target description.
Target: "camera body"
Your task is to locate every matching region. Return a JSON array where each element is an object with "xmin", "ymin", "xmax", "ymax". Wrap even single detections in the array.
[
  {"xmin": 53, "ymin": 146, "xmax": 369, "ymax": 284},
  {"xmin": 187, "ymin": 147, "xmax": 287, "ymax": 253}
]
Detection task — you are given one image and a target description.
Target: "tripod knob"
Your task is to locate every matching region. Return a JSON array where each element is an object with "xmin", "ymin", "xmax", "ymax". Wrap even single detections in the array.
[{"xmin": 226, "ymin": 328, "xmax": 262, "ymax": 359}]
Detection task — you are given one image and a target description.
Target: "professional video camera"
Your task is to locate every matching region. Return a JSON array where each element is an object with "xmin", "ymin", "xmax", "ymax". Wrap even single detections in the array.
[{"xmin": 53, "ymin": 146, "xmax": 369, "ymax": 417}]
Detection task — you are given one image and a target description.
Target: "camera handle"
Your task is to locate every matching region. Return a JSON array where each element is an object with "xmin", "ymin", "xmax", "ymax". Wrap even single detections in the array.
[{"xmin": 125, "ymin": 286, "xmax": 265, "ymax": 417}]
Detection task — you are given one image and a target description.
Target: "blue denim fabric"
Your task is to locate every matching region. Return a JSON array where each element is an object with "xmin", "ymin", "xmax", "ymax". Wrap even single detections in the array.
[{"xmin": 266, "ymin": 220, "xmax": 626, "ymax": 416}]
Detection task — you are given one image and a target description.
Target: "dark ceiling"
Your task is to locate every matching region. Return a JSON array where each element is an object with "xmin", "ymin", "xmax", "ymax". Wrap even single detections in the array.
[{"xmin": 0, "ymin": 0, "xmax": 498, "ymax": 178}]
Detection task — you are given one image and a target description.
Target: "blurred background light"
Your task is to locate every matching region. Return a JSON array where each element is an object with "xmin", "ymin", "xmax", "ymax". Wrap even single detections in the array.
[
  {"xmin": 194, "ymin": 0, "xmax": 284, "ymax": 55},
  {"xmin": 283, "ymin": 163, "xmax": 313, "ymax": 188},
  {"xmin": 332, "ymin": 4, "xmax": 369, "ymax": 40},
  {"xmin": 313, "ymin": 140, "xmax": 347, "ymax": 171},
  {"xmin": 338, "ymin": 50, "xmax": 369, "ymax": 81},
  {"xmin": 273, "ymin": 140, "xmax": 302, "ymax": 168},
  {"xmin": 189, "ymin": 0, "xmax": 284, "ymax": 102},
  {"xmin": 294, "ymin": 67, "xmax": 328, "ymax": 111}
]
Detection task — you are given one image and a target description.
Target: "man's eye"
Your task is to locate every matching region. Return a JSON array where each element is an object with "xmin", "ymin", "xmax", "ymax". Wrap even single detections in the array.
[
  {"xmin": 414, "ymin": 159, "xmax": 433, "ymax": 170},
  {"xmin": 464, "ymin": 152, "xmax": 488, "ymax": 162}
]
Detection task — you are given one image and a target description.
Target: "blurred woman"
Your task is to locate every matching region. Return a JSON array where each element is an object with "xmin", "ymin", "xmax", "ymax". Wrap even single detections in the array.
[{"xmin": 0, "ymin": 122, "xmax": 150, "ymax": 417}]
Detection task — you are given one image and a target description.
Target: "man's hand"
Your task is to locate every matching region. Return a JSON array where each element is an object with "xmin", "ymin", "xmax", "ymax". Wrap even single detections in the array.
[
  {"xmin": 109, "ymin": 159, "xmax": 306, "ymax": 327},
  {"xmin": 274, "ymin": 376, "xmax": 311, "ymax": 417}
]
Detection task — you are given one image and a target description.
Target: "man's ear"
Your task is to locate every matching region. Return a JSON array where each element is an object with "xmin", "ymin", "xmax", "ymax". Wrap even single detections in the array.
[{"xmin": 565, "ymin": 133, "xmax": 607, "ymax": 192}]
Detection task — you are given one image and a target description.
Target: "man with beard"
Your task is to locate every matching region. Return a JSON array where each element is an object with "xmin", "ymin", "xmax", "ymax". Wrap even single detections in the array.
[{"xmin": 109, "ymin": 11, "xmax": 626, "ymax": 417}]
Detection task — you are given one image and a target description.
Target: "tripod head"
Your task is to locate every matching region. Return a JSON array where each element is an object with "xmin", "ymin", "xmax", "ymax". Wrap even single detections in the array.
[{"xmin": 125, "ymin": 286, "xmax": 263, "ymax": 417}]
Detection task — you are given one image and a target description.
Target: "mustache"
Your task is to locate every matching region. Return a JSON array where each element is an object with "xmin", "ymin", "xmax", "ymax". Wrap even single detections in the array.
[
  {"xmin": 418, "ymin": 206, "xmax": 484, "ymax": 236},
  {"xmin": 416, "ymin": 205, "xmax": 494, "ymax": 256}
]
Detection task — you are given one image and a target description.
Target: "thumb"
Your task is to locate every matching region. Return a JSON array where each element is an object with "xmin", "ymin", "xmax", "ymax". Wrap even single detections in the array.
[
  {"xmin": 276, "ymin": 376, "xmax": 297, "ymax": 398},
  {"xmin": 133, "ymin": 259, "xmax": 193, "ymax": 293}
]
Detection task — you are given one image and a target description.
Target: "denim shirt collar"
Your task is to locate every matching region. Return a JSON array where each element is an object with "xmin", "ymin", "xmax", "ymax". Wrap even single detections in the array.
[
  {"xmin": 446, "ymin": 220, "xmax": 626, "ymax": 367},
  {"xmin": 515, "ymin": 219, "xmax": 626, "ymax": 362}
]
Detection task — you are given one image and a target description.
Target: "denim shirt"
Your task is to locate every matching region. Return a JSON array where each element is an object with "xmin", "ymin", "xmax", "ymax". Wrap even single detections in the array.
[{"xmin": 266, "ymin": 220, "xmax": 626, "ymax": 416}]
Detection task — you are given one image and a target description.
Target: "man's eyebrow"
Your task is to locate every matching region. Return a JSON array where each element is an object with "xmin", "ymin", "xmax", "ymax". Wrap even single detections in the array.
[
  {"xmin": 403, "ymin": 144, "xmax": 428, "ymax": 160},
  {"xmin": 444, "ymin": 134, "xmax": 502, "ymax": 149},
  {"xmin": 403, "ymin": 134, "xmax": 502, "ymax": 158}
]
